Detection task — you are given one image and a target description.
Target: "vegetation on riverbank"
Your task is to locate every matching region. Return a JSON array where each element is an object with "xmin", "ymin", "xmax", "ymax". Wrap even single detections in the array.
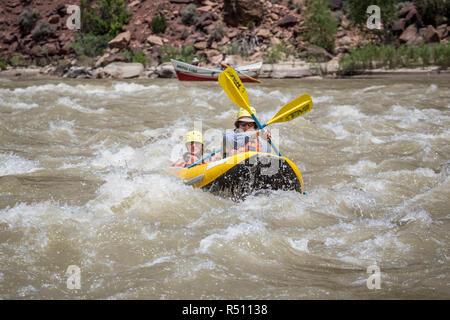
[
  {"xmin": 70, "ymin": 0, "xmax": 130, "ymax": 59},
  {"xmin": 338, "ymin": 43, "xmax": 450, "ymax": 74}
]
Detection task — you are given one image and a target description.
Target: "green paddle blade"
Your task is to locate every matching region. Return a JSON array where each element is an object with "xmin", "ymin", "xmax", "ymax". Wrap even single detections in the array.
[
  {"xmin": 218, "ymin": 67, "xmax": 251, "ymax": 112},
  {"xmin": 266, "ymin": 93, "xmax": 313, "ymax": 126}
]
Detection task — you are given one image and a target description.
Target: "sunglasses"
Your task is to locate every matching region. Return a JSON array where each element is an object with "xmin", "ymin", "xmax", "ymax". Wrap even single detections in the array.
[{"xmin": 238, "ymin": 121, "xmax": 256, "ymax": 128}]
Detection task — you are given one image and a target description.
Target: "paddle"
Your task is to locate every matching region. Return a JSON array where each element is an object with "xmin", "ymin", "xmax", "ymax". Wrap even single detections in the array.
[
  {"xmin": 221, "ymin": 63, "xmax": 262, "ymax": 83},
  {"xmin": 219, "ymin": 67, "xmax": 282, "ymax": 156},
  {"xmin": 261, "ymin": 93, "xmax": 312, "ymax": 128},
  {"xmin": 187, "ymin": 80, "xmax": 313, "ymax": 168}
]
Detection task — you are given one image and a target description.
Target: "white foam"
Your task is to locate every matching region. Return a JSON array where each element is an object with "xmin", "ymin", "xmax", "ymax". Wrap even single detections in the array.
[
  {"xmin": 313, "ymin": 95, "xmax": 333, "ymax": 103},
  {"xmin": 327, "ymin": 105, "xmax": 366, "ymax": 120},
  {"xmin": 324, "ymin": 237, "xmax": 345, "ymax": 247},
  {"xmin": 112, "ymin": 82, "xmax": 157, "ymax": 93},
  {"xmin": 399, "ymin": 209, "xmax": 433, "ymax": 226},
  {"xmin": 91, "ymin": 146, "xmax": 137, "ymax": 169},
  {"xmin": 56, "ymin": 97, "xmax": 105, "ymax": 114},
  {"xmin": 346, "ymin": 160, "xmax": 378, "ymax": 176},
  {"xmin": 358, "ymin": 179, "xmax": 388, "ymax": 193},
  {"xmin": 140, "ymin": 255, "xmax": 174, "ymax": 268},
  {"xmin": 0, "ymin": 101, "xmax": 39, "ymax": 110},
  {"xmin": 18, "ymin": 285, "xmax": 37, "ymax": 297},
  {"xmin": 48, "ymin": 120, "xmax": 76, "ymax": 139},
  {"xmin": 361, "ymin": 85, "xmax": 387, "ymax": 92},
  {"xmin": 351, "ymin": 231, "xmax": 411, "ymax": 260},
  {"xmin": 0, "ymin": 152, "xmax": 40, "ymax": 176},
  {"xmin": 198, "ymin": 222, "xmax": 265, "ymax": 254},
  {"xmin": 215, "ymin": 109, "xmax": 237, "ymax": 120},
  {"xmin": 287, "ymin": 237, "xmax": 309, "ymax": 253},
  {"xmin": 322, "ymin": 123, "xmax": 350, "ymax": 139}
]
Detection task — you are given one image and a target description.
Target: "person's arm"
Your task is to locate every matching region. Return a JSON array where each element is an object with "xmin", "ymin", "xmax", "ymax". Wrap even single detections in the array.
[{"xmin": 172, "ymin": 158, "xmax": 186, "ymax": 167}]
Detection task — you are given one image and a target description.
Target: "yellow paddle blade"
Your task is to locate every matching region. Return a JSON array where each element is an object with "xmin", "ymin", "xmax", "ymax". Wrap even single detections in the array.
[
  {"xmin": 266, "ymin": 93, "xmax": 313, "ymax": 126},
  {"xmin": 222, "ymin": 63, "xmax": 262, "ymax": 83},
  {"xmin": 218, "ymin": 67, "xmax": 251, "ymax": 112}
]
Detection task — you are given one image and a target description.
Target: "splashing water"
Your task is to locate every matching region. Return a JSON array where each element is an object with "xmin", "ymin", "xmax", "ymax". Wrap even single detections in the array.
[{"xmin": 0, "ymin": 78, "xmax": 449, "ymax": 299}]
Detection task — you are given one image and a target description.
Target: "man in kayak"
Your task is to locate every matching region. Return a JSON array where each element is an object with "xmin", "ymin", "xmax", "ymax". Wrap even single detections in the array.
[
  {"xmin": 172, "ymin": 130, "xmax": 218, "ymax": 167},
  {"xmin": 223, "ymin": 107, "xmax": 272, "ymax": 156}
]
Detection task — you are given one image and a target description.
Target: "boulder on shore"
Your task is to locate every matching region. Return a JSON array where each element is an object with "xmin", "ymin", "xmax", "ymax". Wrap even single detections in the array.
[
  {"xmin": 156, "ymin": 62, "xmax": 176, "ymax": 78},
  {"xmin": 103, "ymin": 62, "xmax": 144, "ymax": 78},
  {"xmin": 108, "ymin": 31, "xmax": 131, "ymax": 50},
  {"xmin": 260, "ymin": 61, "xmax": 315, "ymax": 78}
]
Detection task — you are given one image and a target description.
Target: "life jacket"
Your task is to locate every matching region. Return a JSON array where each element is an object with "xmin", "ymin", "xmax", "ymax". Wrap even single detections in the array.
[
  {"xmin": 182, "ymin": 150, "xmax": 209, "ymax": 167},
  {"xmin": 236, "ymin": 136, "xmax": 263, "ymax": 153}
]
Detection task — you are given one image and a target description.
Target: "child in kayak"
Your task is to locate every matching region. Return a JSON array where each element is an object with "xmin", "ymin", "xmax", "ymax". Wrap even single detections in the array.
[
  {"xmin": 172, "ymin": 130, "xmax": 219, "ymax": 167},
  {"xmin": 223, "ymin": 107, "xmax": 272, "ymax": 156}
]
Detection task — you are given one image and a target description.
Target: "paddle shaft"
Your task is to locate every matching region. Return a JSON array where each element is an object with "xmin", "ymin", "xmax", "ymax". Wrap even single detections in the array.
[
  {"xmin": 250, "ymin": 114, "xmax": 282, "ymax": 156},
  {"xmin": 187, "ymin": 147, "xmax": 221, "ymax": 168},
  {"xmin": 221, "ymin": 63, "xmax": 261, "ymax": 83}
]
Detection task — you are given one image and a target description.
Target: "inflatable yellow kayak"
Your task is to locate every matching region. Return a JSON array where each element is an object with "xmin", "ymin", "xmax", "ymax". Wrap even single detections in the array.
[{"xmin": 168, "ymin": 152, "xmax": 303, "ymax": 199}]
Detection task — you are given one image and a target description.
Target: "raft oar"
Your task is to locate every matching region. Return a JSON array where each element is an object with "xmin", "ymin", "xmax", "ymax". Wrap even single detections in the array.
[
  {"xmin": 187, "ymin": 92, "xmax": 313, "ymax": 168},
  {"xmin": 221, "ymin": 63, "xmax": 262, "ymax": 83}
]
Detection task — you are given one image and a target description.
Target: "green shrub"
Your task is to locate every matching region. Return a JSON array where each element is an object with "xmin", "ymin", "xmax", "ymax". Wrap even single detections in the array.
[
  {"xmin": 345, "ymin": 0, "xmax": 399, "ymax": 42},
  {"xmin": 151, "ymin": 13, "xmax": 167, "ymax": 34},
  {"xmin": 9, "ymin": 56, "xmax": 28, "ymax": 67},
  {"xmin": 31, "ymin": 21, "xmax": 55, "ymax": 41},
  {"xmin": 380, "ymin": 44, "xmax": 397, "ymax": 69},
  {"xmin": 120, "ymin": 49, "xmax": 133, "ymax": 61},
  {"xmin": 80, "ymin": 0, "xmax": 131, "ymax": 37},
  {"xmin": 338, "ymin": 54, "xmax": 357, "ymax": 74},
  {"xmin": 57, "ymin": 59, "xmax": 71, "ymax": 68},
  {"xmin": 0, "ymin": 58, "xmax": 6, "ymax": 70},
  {"xmin": 18, "ymin": 8, "xmax": 39, "ymax": 34},
  {"xmin": 338, "ymin": 43, "xmax": 450, "ymax": 74},
  {"xmin": 121, "ymin": 50, "xmax": 148, "ymax": 66},
  {"xmin": 418, "ymin": 44, "xmax": 432, "ymax": 67},
  {"xmin": 432, "ymin": 43, "xmax": 450, "ymax": 67},
  {"xmin": 224, "ymin": 42, "xmax": 249, "ymax": 58},
  {"xmin": 209, "ymin": 24, "xmax": 224, "ymax": 42},
  {"xmin": 70, "ymin": 33, "xmax": 111, "ymax": 57},
  {"xmin": 414, "ymin": 0, "xmax": 450, "ymax": 27},
  {"xmin": 180, "ymin": 45, "xmax": 196, "ymax": 62},
  {"xmin": 159, "ymin": 44, "xmax": 179, "ymax": 61},
  {"xmin": 263, "ymin": 41, "xmax": 294, "ymax": 64},
  {"xmin": 346, "ymin": 0, "xmax": 398, "ymax": 26},
  {"xmin": 159, "ymin": 44, "xmax": 199, "ymax": 64},
  {"xmin": 302, "ymin": 0, "xmax": 338, "ymax": 53},
  {"xmin": 263, "ymin": 46, "xmax": 281, "ymax": 64},
  {"xmin": 181, "ymin": 4, "xmax": 198, "ymax": 26},
  {"xmin": 132, "ymin": 52, "xmax": 148, "ymax": 66}
]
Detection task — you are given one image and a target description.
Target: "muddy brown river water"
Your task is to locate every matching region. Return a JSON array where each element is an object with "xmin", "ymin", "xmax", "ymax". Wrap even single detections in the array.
[{"xmin": 0, "ymin": 77, "xmax": 448, "ymax": 299}]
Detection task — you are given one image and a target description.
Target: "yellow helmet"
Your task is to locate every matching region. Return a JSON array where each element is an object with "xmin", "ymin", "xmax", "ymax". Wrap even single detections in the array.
[
  {"xmin": 235, "ymin": 107, "xmax": 256, "ymax": 127},
  {"xmin": 185, "ymin": 130, "xmax": 203, "ymax": 144}
]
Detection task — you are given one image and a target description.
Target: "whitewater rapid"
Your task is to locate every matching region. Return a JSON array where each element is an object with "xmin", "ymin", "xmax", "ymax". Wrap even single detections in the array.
[{"xmin": 0, "ymin": 77, "xmax": 449, "ymax": 299}]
